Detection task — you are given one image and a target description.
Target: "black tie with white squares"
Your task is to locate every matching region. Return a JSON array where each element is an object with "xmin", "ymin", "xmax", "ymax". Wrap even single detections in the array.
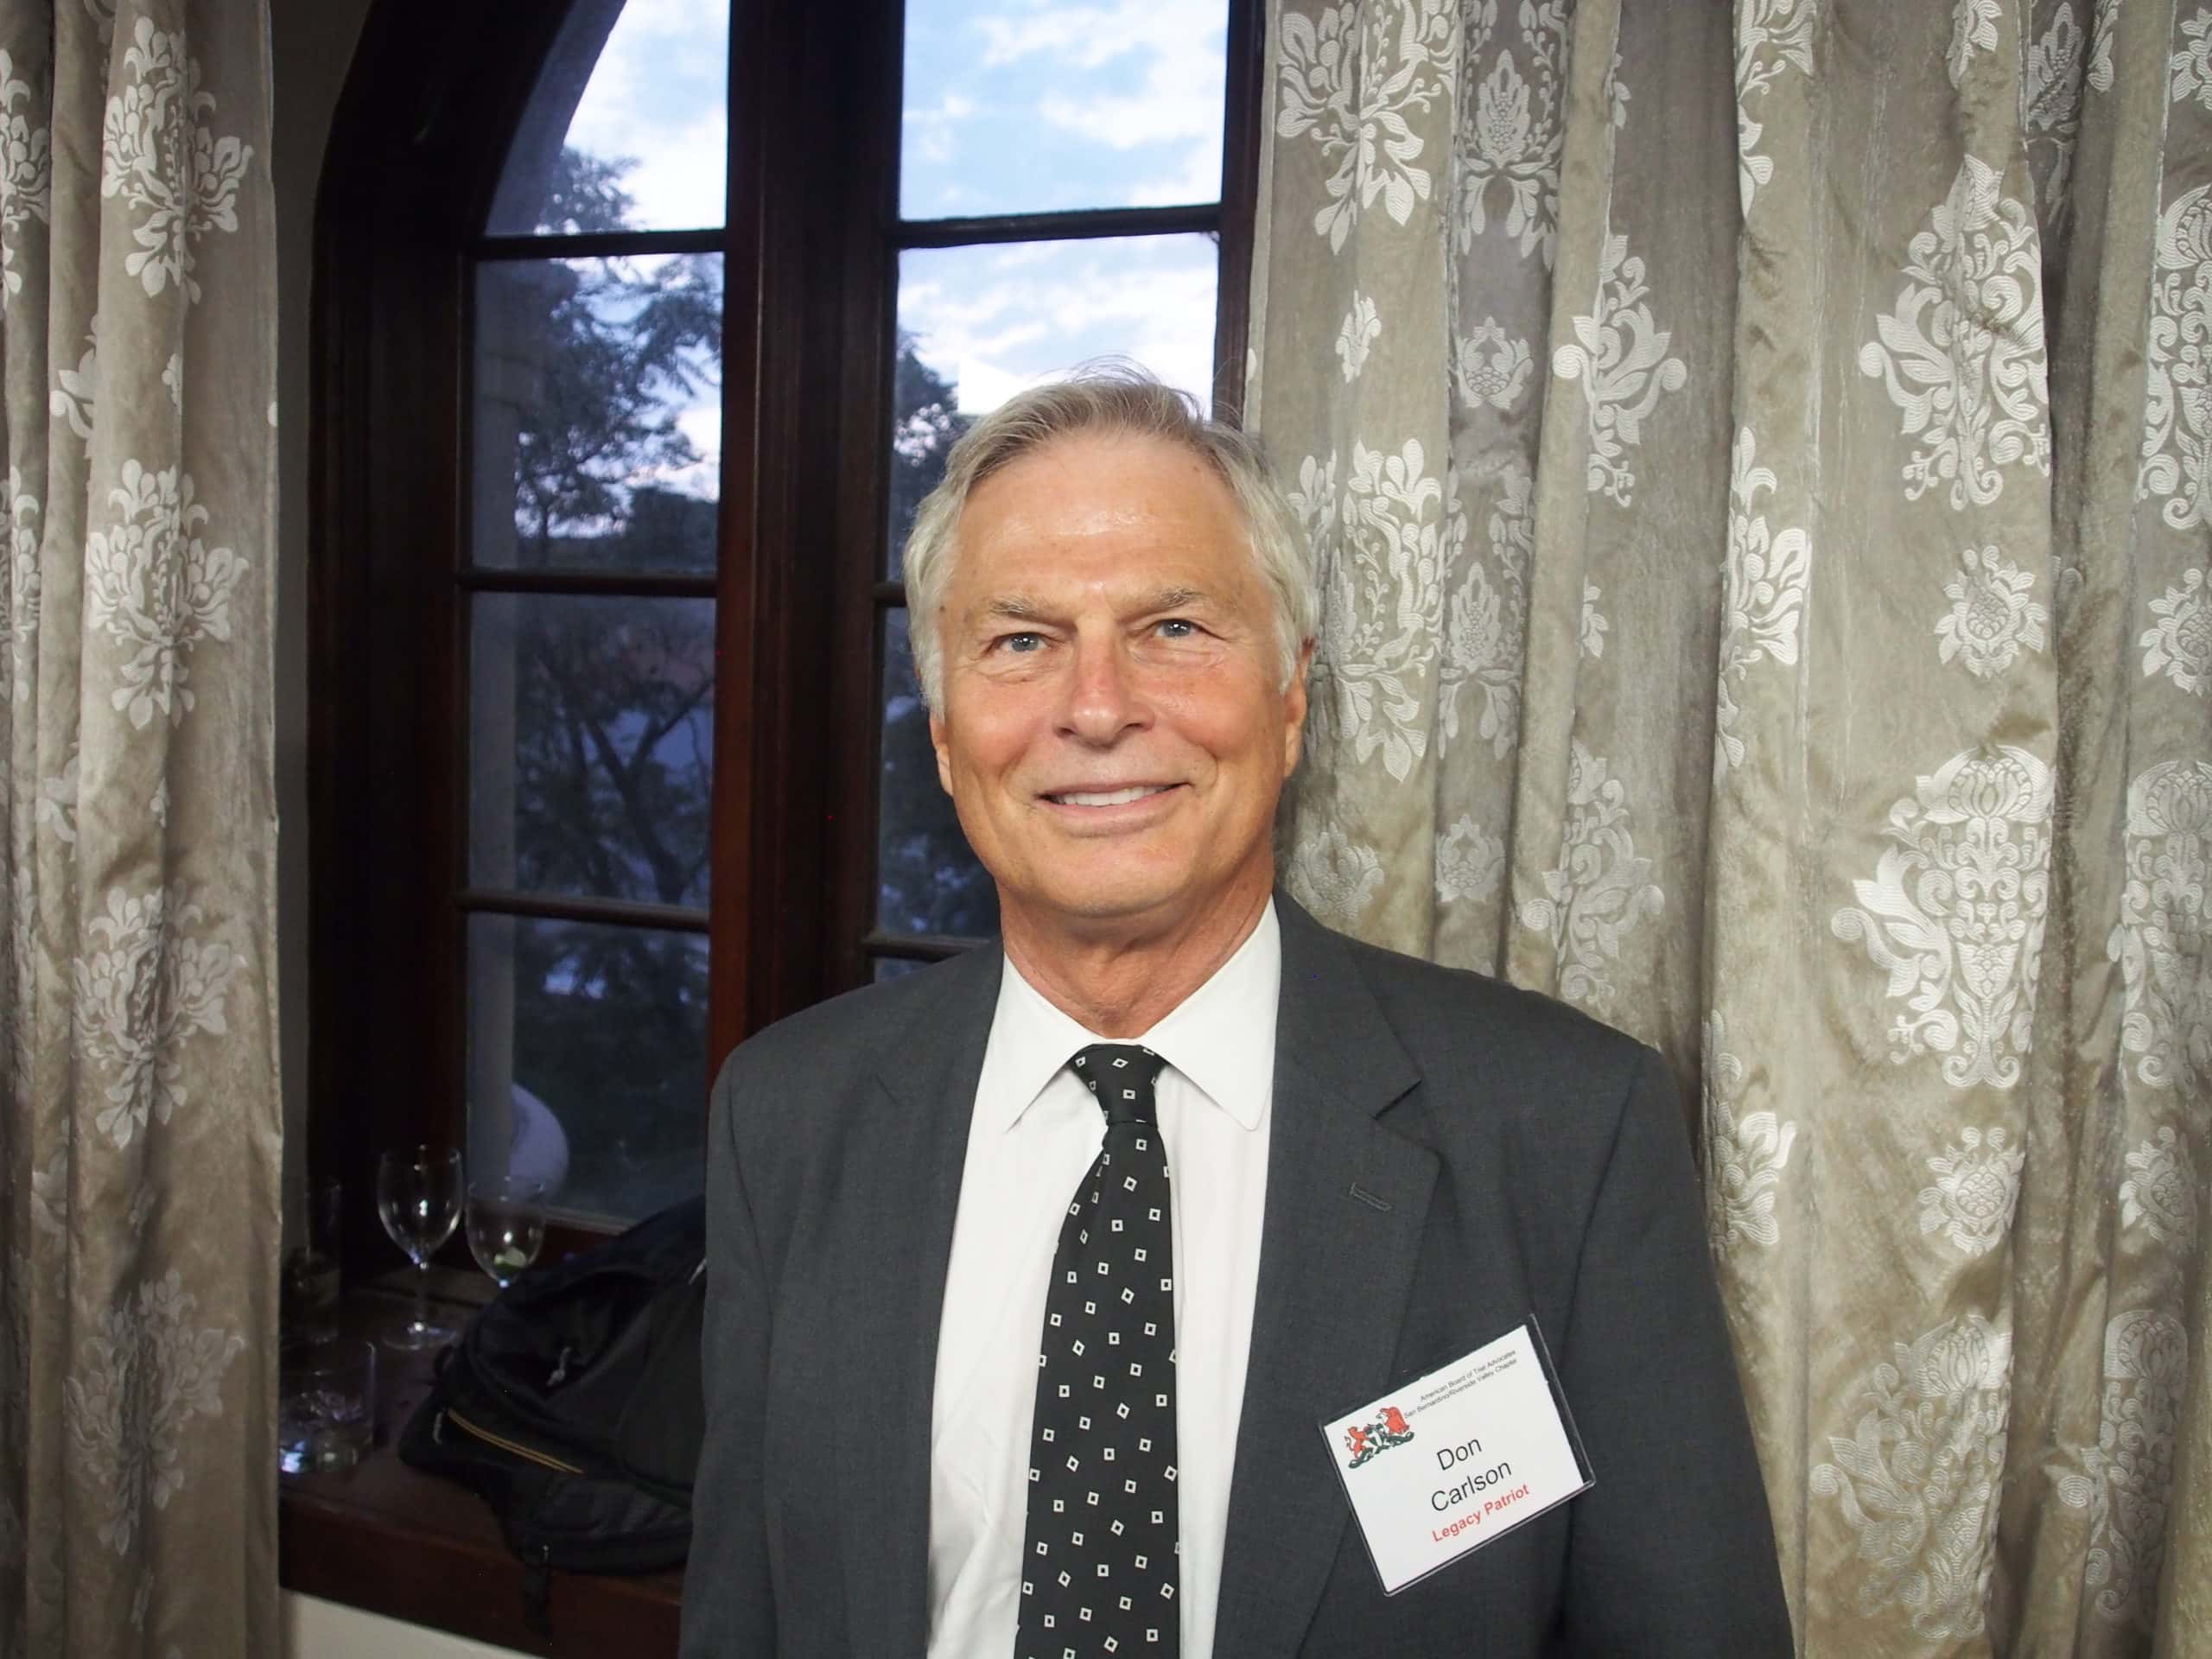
[{"xmin": 1014, "ymin": 1043, "xmax": 1180, "ymax": 1659}]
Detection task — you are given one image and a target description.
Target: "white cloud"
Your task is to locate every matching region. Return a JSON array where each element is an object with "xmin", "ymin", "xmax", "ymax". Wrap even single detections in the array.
[
  {"xmin": 1125, "ymin": 141, "xmax": 1225, "ymax": 208},
  {"xmin": 950, "ymin": 357, "xmax": 1047, "ymax": 412},
  {"xmin": 902, "ymin": 274, "xmax": 1055, "ymax": 372},
  {"xmin": 1033, "ymin": 56, "xmax": 1223, "ymax": 152},
  {"xmin": 973, "ymin": 0, "xmax": 1230, "ymax": 207},
  {"xmin": 606, "ymin": 114, "xmax": 728, "ymax": 231},
  {"xmin": 974, "ymin": 1, "xmax": 1216, "ymax": 72},
  {"xmin": 677, "ymin": 404, "xmax": 721, "ymax": 461},
  {"xmin": 662, "ymin": 403, "xmax": 722, "ymax": 499},
  {"xmin": 900, "ymin": 239, "xmax": 1217, "ymax": 414},
  {"xmin": 903, "ymin": 92, "xmax": 978, "ymax": 168},
  {"xmin": 985, "ymin": 242, "xmax": 1064, "ymax": 271},
  {"xmin": 561, "ymin": 0, "xmax": 728, "ymax": 230},
  {"xmin": 624, "ymin": 399, "xmax": 721, "ymax": 502}
]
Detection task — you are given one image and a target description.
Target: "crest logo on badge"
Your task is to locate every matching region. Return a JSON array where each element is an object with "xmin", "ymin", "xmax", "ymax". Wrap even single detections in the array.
[{"xmin": 1343, "ymin": 1405, "xmax": 1414, "ymax": 1468}]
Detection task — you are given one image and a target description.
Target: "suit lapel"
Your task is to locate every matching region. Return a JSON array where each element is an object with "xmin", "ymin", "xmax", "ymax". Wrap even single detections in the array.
[
  {"xmin": 831, "ymin": 944, "xmax": 1002, "ymax": 1659},
  {"xmin": 1212, "ymin": 898, "xmax": 1437, "ymax": 1659}
]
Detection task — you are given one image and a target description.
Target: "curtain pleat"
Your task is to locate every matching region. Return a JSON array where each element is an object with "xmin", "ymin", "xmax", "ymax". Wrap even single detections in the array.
[
  {"xmin": 1254, "ymin": 0, "xmax": 2209, "ymax": 1651},
  {"xmin": 0, "ymin": 2, "xmax": 280, "ymax": 1653}
]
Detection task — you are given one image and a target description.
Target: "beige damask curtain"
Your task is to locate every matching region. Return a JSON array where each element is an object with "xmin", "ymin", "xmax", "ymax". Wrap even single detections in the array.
[
  {"xmin": 0, "ymin": 1, "xmax": 279, "ymax": 1655},
  {"xmin": 1254, "ymin": 0, "xmax": 2209, "ymax": 1652}
]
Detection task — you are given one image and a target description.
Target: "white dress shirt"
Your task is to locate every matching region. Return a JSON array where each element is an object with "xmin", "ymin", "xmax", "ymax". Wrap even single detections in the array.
[{"xmin": 925, "ymin": 903, "xmax": 1281, "ymax": 1659}]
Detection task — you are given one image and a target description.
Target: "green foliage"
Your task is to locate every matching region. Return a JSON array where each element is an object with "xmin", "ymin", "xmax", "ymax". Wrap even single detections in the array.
[
  {"xmin": 508, "ymin": 151, "xmax": 721, "ymax": 558},
  {"xmin": 541, "ymin": 146, "xmax": 636, "ymax": 235},
  {"xmin": 509, "ymin": 587, "xmax": 714, "ymax": 909},
  {"xmin": 877, "ymin": 336, "xmax": 997, "ymax": 938}
]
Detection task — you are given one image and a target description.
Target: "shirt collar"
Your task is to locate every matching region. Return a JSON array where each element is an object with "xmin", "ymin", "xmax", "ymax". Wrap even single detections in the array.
[{"xmin": 980, "ymin": 900, "xmax": 1281, "ymax": 1135}]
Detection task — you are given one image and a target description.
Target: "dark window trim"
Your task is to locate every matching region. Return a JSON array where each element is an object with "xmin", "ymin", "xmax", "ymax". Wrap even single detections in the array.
[
  {"xmin": 455, "ymin": 890, "xmax": 710, "ymax": 931},
  {"xmin": 454, "ymin": 568, "xmax": 721, "ymax": 598},
  {"xmin": 896, "ymin": 201, "xmax": 1221, "ymax": 247},
  {"xmin": 475, "ymin": 226, "xmax": 728, "ymax": 261}
]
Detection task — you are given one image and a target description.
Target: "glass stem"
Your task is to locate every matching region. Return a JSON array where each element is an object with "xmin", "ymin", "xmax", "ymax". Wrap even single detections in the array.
[{"xmin": 413, "ymin": 1258, "xmax": 432, "ymax": 1334}]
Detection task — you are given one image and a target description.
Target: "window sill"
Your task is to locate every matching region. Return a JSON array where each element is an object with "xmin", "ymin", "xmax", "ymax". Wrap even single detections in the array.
[{"xmin": 278, "ymin": 1288, "xmax": 683, "ymax": 1657}]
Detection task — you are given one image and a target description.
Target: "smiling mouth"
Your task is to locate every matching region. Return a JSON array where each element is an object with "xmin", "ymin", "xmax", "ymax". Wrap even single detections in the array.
[{"xmin": 1043, "ymin": 784, "xmax": 1179, "ymax": 807}]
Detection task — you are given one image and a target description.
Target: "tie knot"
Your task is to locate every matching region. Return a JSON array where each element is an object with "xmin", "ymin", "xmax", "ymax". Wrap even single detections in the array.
[{"xmin": 1070, "ymin": 1044, "xmax": 1168, "ymax": 1125}]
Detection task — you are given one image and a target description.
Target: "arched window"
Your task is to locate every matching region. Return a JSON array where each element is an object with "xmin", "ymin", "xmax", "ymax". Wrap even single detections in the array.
[{"xmin": 312, "ymin": 0, "xmax": 1261, "ymax": 1259}]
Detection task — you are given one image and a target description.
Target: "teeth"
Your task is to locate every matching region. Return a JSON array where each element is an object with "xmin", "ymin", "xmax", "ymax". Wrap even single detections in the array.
[{"xmin": 1055, "ymin": 785, "xmax": 1170, "ymax": 807}]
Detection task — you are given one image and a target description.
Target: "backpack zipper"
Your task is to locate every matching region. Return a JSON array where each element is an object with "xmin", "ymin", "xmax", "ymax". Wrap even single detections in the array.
[{"xmin": 445, "ymin": 1407, "xmax": 585, "ymax": 1475}]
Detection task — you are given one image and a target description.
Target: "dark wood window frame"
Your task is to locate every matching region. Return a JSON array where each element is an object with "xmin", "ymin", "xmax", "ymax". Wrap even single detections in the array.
[{"xmin": 301, "ymin": 0, "xmax": 1261, "ymax": 1642}]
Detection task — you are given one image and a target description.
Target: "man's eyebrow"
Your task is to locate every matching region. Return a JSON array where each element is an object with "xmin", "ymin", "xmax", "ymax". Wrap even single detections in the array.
[
  {"xmin": 974, "ymin": 587, "xmax": 1214, "ymax": 622},
  {"xmin": 979, "ymin": 594, "xmax": 1054, "ymax": 624},
  {"xmin": 1141, "ymin": 586, "xmax": 1210, "ymax": 613}
]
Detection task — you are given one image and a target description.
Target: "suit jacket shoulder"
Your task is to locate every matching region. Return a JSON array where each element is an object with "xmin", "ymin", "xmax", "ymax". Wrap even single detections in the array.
[
  {"xmin": 1281, "ymin": 902, "xmax": 1675, "ymax": 1215},
  {"xmin": 1325, "ymin": 922, "xmax": 1655, "ymax": 1101},
  {"xmin": 709, "ymin": 944, "xmax": 1002, "ymax": 1181}
]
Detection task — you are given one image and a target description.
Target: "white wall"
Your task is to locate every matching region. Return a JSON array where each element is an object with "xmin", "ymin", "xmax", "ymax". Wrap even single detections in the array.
[{"xmin": 284, "ymin": 1593, "xmax": 529, "ymax": 1659}]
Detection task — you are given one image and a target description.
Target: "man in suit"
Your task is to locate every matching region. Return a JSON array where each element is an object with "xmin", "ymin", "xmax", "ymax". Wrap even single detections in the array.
[{"xmin": 681, "ymin": 369, "xmax": 1793, "ymax": 1657}]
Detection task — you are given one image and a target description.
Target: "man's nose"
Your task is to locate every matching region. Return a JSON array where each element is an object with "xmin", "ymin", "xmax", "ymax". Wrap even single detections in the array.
[{"xmin": 1057, "ymin": 632, "xmax": 1149, "ymax": 745}]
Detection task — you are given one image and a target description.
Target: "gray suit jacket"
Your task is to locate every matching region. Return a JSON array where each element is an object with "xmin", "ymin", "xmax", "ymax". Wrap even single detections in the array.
[{"xmin": 681, "ymin": 896, "xmax": 1793, "ymax": 1657}]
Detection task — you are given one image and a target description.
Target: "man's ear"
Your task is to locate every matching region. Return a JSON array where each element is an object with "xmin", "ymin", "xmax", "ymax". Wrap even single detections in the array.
[
  {"xmin": 1283, "ymin": 638, "xmax": 1316, "ymax": 774},
  {"xmin": 931, "ymin": 709, "xmax": 955, "ymax": 796}
]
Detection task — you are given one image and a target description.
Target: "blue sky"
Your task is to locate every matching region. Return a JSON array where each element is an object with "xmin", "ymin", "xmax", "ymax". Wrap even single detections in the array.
[
  {"xmin": 900, "ymin": 0, "xmax": 1226, "ymax": 219},
  {"xmin": 549, "ymin": 0, "xmax": 1226, "ymax": 485}
]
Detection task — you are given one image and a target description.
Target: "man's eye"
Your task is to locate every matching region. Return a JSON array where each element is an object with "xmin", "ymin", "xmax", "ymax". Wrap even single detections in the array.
[
  {"xmin": 999, "ymin": 632, "xmax": 1045, "ymax": 654},
  {"xmin": 1156, "ymin": 618, "xmax": 1197, "ymax": 639}
]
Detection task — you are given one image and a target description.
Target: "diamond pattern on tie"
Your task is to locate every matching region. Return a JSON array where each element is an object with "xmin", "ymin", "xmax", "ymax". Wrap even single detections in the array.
[{"xmin": 1016, "ymin": 1044, "xmax": 1179, "ymax": 1659}]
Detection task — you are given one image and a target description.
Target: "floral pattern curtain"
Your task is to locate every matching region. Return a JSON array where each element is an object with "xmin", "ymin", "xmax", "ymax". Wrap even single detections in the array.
[
  {"xmin": 1253, "ymin": 0, "xmax": 2209, "ymax": 1651},
  {"xmin": 0, "ymin": 1, "xmax": 278, "ymax": 1654}
]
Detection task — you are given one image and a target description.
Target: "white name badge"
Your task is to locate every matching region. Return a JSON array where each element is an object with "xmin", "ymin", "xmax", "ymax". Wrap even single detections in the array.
[{"xmin": 1319, "ymin": 1319, "xmax": 1592, "ymax": 1595}]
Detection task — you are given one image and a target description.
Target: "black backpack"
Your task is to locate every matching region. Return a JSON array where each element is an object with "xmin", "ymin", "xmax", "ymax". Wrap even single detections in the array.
[{"xmin": 397, "ymin": 1194, "xmax": 707, "ymax": 1629}]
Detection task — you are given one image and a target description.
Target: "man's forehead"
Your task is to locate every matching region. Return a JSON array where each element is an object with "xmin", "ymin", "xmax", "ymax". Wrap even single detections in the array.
[
  {"xmin": 981, "ymin": 427, "xmax": 1217, "ymax": 484},
  {"xmin": 963, "ymin": 433, "xmax": 1236, "ymax": 527},
  {"xmin": 943, "ymin": 432, "xmax": 1262, "ymax": 614}
]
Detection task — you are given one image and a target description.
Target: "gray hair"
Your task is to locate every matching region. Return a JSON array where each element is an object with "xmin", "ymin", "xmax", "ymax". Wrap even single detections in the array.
[{"xmin": 902, "ymin": 363, "xmax": 1319, "ymax": 714}]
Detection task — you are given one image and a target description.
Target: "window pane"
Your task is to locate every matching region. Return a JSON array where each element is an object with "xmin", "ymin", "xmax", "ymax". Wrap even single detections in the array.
[
  {"xmin": 470, "ymin": 594, "xmax": 715, "ymax": 909},
  {"xmin": 873, "ymin": 955, "xmax": 929, "ymax": 983},
  {"xmin": 878, "ymin": 607, "xmax": 999, "ymax": 938},
  {"xmin": 901, "ymin": 0, "xmax": 1226, "ymax": 219},
  {"xmin": 474, "ymin": 256, "xmax": 723, "ymax": 571},
  {"xmin": 889, "ymin": 235, "xmax": 1218, "ymax": 575},
  {"xmin": 488, "ymin": 0, "xmax": 729, "ymax": 235},
  {"xmin": 467, "ymin": 914, "xmax": 708, "ymax": 1222}
]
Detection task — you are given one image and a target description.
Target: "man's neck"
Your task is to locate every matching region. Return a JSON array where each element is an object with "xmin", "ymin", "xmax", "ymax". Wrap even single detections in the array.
[{"xmin": 1000, "ymin": 880, "xmax": 1273, "ymax": 1038}]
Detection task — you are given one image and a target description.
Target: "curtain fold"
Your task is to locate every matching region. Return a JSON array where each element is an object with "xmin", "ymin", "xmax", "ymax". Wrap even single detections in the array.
[
  {"xmin": 1254, "ymin": 0, "xmax": 2208, "ymax": 1652},
  {"xmin": 0, "ymin": 2, "xmax": 280, "ymax": 1654}
]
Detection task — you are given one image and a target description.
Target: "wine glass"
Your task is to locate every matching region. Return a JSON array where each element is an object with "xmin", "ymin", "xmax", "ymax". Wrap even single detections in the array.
[
  {"xmin": 465, "ymin": 1175, "xmax": 547, "ymax": 1288},
  {"xmin": 376, "ymin": 1145, "xmax": 464, "ymax": 1350}
]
